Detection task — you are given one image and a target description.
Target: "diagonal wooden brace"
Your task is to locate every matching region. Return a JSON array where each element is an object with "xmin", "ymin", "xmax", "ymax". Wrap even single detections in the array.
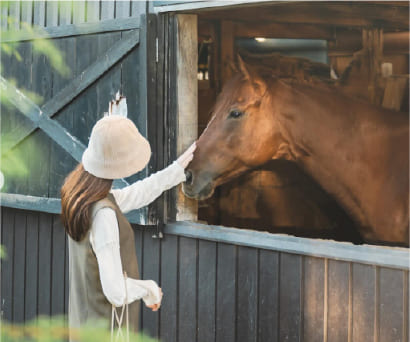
[{"xmin": 1, "ymin": 29, "xmax": 139, "ymax": 156}]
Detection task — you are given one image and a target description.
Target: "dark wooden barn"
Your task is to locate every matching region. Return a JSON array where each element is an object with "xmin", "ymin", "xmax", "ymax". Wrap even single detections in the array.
[{"xmin": 1, "ymin": 1, "xmax": 409, "ymax": 342}]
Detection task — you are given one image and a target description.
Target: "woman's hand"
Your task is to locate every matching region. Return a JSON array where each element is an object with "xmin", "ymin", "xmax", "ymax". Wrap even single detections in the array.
[
  {"xmin": 177, "ymin": 142, "xmax": 197, "ymax": 169},
  {"xmin": 146, "ymin": 287, "xmax": 163, "ymax": 312}
]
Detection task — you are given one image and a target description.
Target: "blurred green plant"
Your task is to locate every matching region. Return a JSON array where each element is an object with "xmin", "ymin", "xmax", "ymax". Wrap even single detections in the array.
[
  {"xmin": 0, "ymin": 244, "xmax": 6, "ymax": 259},
  {"xmin": 1, "ymin": 316, "xmax": 159, "ymax": 342},
  {"xmin": 0, "ymin": 3, "xmax": 70, "ymax": 188}
]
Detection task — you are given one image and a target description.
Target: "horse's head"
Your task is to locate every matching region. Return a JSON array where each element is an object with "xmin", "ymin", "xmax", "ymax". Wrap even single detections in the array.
[{"xmin": 183, "ymin": 58, "xmax": 286, "ymax": 200}]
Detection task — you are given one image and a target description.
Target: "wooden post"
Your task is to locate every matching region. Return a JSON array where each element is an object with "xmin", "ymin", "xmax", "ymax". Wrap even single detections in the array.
[
  {"xmin": 362, "ymin": 28, "xmax": 384, "ymax": 105},
  {"xmin": 176, "ymin": 14, "xmax": 198, "ymax": 221},
  {"xmin": 220, "ymin": 21, "xmax": 235, "ymax": 86}
]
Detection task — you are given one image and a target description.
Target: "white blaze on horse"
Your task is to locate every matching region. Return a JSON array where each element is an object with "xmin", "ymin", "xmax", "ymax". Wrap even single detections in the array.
[{"xmin": 183, "ymin": 57, "xmax": 409, "ymax": 246}]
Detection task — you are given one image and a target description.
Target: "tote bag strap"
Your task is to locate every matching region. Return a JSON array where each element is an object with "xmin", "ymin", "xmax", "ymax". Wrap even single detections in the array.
[{"xmin": 111, "ymin": 272, "xmax": 130, "ymax": 342}]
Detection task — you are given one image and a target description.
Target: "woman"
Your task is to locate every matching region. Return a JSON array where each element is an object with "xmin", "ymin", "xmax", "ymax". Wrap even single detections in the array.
[{"xmin": 61, "ymin": 115, "xmax": 195, "ymax": 338}]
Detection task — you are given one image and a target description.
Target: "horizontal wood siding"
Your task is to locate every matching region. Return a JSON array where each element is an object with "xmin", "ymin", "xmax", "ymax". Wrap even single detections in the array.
[{"xmin": 1, "ymin": 207, "xmax": 409, "ymax": 342}]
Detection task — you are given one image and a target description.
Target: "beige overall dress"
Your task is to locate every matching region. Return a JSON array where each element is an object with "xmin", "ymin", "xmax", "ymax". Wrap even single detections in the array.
[{"xmin": 68, "ymin": 194, "xmax": 140, "ymax": 341}]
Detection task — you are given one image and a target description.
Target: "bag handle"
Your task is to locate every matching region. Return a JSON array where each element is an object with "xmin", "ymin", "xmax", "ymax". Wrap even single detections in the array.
[{"xmin": 111, "ymin": 272, "xmax": 129, "ymax": 342}]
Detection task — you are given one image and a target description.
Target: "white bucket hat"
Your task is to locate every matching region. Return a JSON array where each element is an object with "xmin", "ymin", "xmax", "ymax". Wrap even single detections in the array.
[{"xmin": 82, "ymin": 115, "xmax": 151, "ymax": 179}]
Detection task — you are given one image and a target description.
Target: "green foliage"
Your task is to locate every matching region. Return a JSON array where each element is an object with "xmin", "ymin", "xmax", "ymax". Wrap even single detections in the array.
[
  {"xmin": 0, "ymin": 245, "xmax": 6, "ymax": 259},
  {"xmin": 1, "ymin": 316, "xmax": 159, "ymax": 342},
  {"xmin": 0, "ymin": 4, "xmax": 70, "ymax": 189}
]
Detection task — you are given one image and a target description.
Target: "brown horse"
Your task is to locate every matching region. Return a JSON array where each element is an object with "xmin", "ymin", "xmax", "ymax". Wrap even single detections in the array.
[{"xmin": 183, "ymin": 58, "xmax": 409, "ymax": 246}]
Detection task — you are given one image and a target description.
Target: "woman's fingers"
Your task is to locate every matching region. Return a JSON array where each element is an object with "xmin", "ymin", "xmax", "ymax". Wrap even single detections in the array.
[{"xmin": 177, "ymin": 142, "xmax": 197, "ymax": 168}]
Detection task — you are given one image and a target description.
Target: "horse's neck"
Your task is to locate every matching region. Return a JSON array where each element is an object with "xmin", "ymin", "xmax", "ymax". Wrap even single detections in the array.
[{"xmin": 272, "ymin": 81, "xmax": 408, "ymax": 227}]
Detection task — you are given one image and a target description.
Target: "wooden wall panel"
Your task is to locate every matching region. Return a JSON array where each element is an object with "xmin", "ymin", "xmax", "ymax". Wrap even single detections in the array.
[
  {"xmin": 1, "ymin": 208, "xmax": 15, "ymax": 321},
  {"xmin": 141, "ymin": 231, "xmax": 161, "ymax": 338},
  {"xmin": 50, "ymin": 217, "xmax": 66, "ymax": 316},
  {"xmin": 178, "ymin": 237, "xmax": 198, "ymax": 342},
  {"xmin": 159, "ymin": 234, "xmax": 178, "ymax": 342},
  {"xmin": 12, "ymin": 211, "xmax": 26, "ymax": 323},
  {"xmin": 37, "ymin": 212, "xmax": 53, "ymax": 316},
  {"xmin": 303, "ymin": 257, "xmax": 325, "ymax": 342},
  {"xmin": 279, "ymin": 253, "xmax": 302, "ymax": 342},
  {"xmin": 379, "ymin": 268, "xmax": 405, "ymax": 342},
  {"xmin": 258, "ymin": 249, "xmax": 279, "ymax": 342},
  {"xmin": 327, "ymin": 260, "xmax": 350, "ymax": 342},
  {"xmin": 197, "ymin": 240, "xmax": 217, "ymax": 342},
  {"xmin": 237, "ymin": 246, "xmax": 258, "ymax": 342},
  {"xmin": 352, "ymin": 264, "xmax": 376, "ymax": 342},
  {"xmin": 1, "ymin": 208, "xmax": 409, "ymax": 342},
  {"xmin": 216, "ymin": 243, "xmax": 236, "ymax": 342},
  {"xmin": 24, "ymin": 212, "xmax": 39, "ymax": 321}
]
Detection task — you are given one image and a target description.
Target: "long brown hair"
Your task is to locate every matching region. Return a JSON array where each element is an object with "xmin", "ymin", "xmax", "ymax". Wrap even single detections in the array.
[{"xmin": 61, "ymin": 163, "xmax": 113, "ymax": 241}]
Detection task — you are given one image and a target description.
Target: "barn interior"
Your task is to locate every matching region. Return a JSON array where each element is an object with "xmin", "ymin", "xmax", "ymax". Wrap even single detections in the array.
[{"xmin": 181, "ymin": 1, "xmax": 409, "ymax": 243}]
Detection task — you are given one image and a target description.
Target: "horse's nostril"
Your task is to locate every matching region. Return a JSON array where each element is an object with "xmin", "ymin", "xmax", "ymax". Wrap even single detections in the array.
[{"xmin": 185, "ymin": 170, "xmax": 193, "ymax": 185}]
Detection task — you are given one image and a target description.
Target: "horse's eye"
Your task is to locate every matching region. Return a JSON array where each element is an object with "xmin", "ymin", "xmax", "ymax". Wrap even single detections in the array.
[{"xmin": 229, "ymin": 110, "xmax": 243, "ymax": 119}]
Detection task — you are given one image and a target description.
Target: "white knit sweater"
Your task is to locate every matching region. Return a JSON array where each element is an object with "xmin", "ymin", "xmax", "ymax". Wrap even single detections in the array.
[{"xmin": 89, "ymin": 161, "xmax": 186, "ymax": 307}]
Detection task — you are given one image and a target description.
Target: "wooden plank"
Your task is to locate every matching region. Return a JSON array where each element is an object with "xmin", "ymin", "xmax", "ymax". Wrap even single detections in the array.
[
  {"xmin": 59, "ymin": 1, "xmax": 72, "ymax": 25},
  {"xmin": 86, "ymin": 0, "xmax": 100, "ymax": 22},
  {"xmin": 379, "ymin": 268, "xmax": 405, "ymax": 342},
  {"xmin": 159, "ymin": 234, "xmax": 178, "ymax": 342},
  {"xmin": 279, "ymin": 253, "xmax": 302, "ymax": 342},
  {"xmin": 46, "ymin": 1, "xmax": 58, "ymax": 27},
  {"xmin": 216, "ymin": 243, "xmax": 236, "ymax": 342},
  {"xmin": 9, "ymin": 40, "xmax": 32, "ymax": 195},
  {"xmin": 197, "ymin": 240, "xmax": 217, "ymax": 342},
  {"xmin": 237, "ymin": 246, "xmax": 258, "ymax": 342},
  {"xmin": 175, "ymin": 14, "xmax": 198, "ymax": 221},
  {"xmin": 1, "ymin": 208, "xmax": 15, "ymax": 321},
  {"xmin": 8, "ymin": 1, "xmax": 20, "ymax": 30},
  {"xmin": 165, "ymin": 222, "xmax": 410, "ymax": 270},
  {"xmin": 1, "ymin": 30, "xmax": 140, "ymax": 156},
  {"xmin": 132, "ymin": 225, "xmax": 144, "ymax": 328},
  {"xmin": 1, "ymin": 16, "xmax": 141, "ymax": 42},
  {"xmin": 178, "ymin": 236, "xmax": 197, "ymax": 342},
  {"xmin": 116, "ymin": 0, "xmax": 131, "ymax": 19},
  {"xmin": 12, "ymin": 211, "xmax": 26, "ymax": 323},
  {"xmin": 258, "ymin": 250, "xmax": 279, "ymax": 342},
  {"xmin": 131, "ymin": 0, "xmax": 146, "ymax": 17},
  {"xmin": 73, "ymin": 31, "xmax": 98, "ymax": 160},
  {"xmin": 48, "ymin": 2, "xmax": 77, "ymax": 198},
  {"xmin": 24, "ymin": 211, "xmax": 39, "ymax": 321},
  {"xmin": 0, "ymin": 193, "xmax": 61, "ymax": 213},
  {"xmin": 195, "ymin": 2, "xmax": 409, "ymax": 30},
  {"xmin": 33, "ymin": 1, "xmax": 45, "ymax": 27},
  {"xmin": 141, "ymin": 230, "xmax": 161, "ymax": 338},
  {"xmin": 352, "ymin": 264, "xmax": 376, "ymax": 342},
  {"xmin": 404, "ymin": 272, "xmax": 409, "ymax": 342},
  {"xmin": 64, "ymin": 230, "xmax": 69, "ymax": 315},
  {"xmin": 146, "ymin": 13, "xmax": 164, "ymax": 231},
  {"xmin": 51, "ymin": 215, "xmax": 66, "ymax": 316},
  {"xmin": 327, "ymin": 260, "xmax": 350, "ymax": 342},
  {"xmin": 0, "ymin": 193, "xmax": 143, "ymax": 223},
  {"xmin": 21, "ymin": 1, "xmax": 33, "ymax": 26},
  {"xmin": 27, "ymin": 3, "xmax": 51, "ymax": 198},
  {"xmin": 72, "ymin": 0, "xmax": 86, "ymax": 25},
  {"xmin": 303, "ymin": 257, "xmax": 325, "ymax": 342},
  {"xmin": 37, "ymin": 212, "xmax": 52, "ymax": 316},
  {"xmin": 0, "ymin": 2, "xmax": 8, "ymax": 30}
]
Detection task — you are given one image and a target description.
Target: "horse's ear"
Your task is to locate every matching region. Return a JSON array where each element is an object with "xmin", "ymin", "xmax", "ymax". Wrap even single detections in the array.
[
  {"xmin": 237, "ymin": 55, "xmax": 252, "ymax": 81},
  {"xmin": 237, "ymin": 55, "xmax": 266, "ymax": 97}
]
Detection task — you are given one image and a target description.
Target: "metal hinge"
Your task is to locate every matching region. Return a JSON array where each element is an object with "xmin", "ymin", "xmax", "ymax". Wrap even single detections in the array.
[{"xmin": 155, "ymin": 37, "xmax": 159, "ymax": 63}]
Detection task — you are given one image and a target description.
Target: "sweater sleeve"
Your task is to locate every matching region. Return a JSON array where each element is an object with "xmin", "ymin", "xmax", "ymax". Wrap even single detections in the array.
[
  {"xmin": 110, "ymin": 161, "xmax": 186, "ymax": 213},
  {"xmin": 90, "ymin": 208, "xmax": 162, "ymax": 307}
]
